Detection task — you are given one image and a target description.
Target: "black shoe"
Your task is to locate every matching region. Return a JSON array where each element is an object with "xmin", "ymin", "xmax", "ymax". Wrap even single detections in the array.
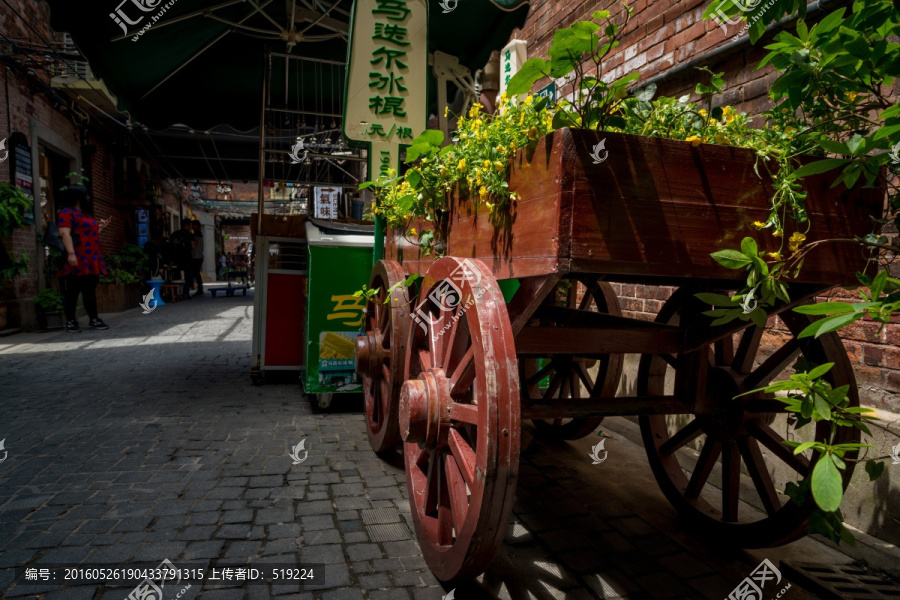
[
  {"xmin": 66, "ymin": 320, "xmax": 82, "ymax": 333},
  {"xmin": 89, "ymin": 318, "xmax": 109, "ymax": 330}
]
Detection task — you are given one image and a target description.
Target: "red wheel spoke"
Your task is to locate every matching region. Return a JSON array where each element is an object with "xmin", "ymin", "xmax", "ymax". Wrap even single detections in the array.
[
  {"xmin": 737, "ymin": 437, "xmax": 781, "ymax": 517},
  {"xmin": 381, "ymin": 364, "xmax": 391, "ymax": 381},
  {"xmin": 438, "ymin": 309, "xmax": 462, "ymax": 371},
  {"xmin": 748, "ymin": 422, "xmax": 810, "ymax": 477},
  {"xmin": 448, "ymin": 428, "xmax": 477, "ymax": 488},
  {"xmin": 722, "ymin": 442, "xmax": 741, "ymax": 522},
  {"xmin": 418, "ymin": 347, "xmax": 433, "ymax": 372},
  {"xmin": 744, "ymin": 338, "xmax": 802, "ymax": 390},
  {"xmin": 449, "ymin": 402, "xmax": 479, "ymax": 425},
  {"xmin": 685, "ymin": 438, "xmax": 721, "ymax": 499},
  {"xmin": 449, "ymin": 347, "xmax": 475, "ymax": 395},
  {"xmin": 424, "ymin": 453, "xmax": 440, "ymax": 516},
  {"xmin": 437, "ymin": 454, "xmax": 453, "ymax": 546},
  {"xmin": 734, "ymin": 325, "xmax": 763, "ymax": 374},
  {"xmin": 659, "ymin": 419, "xmax": 702, "ymax": 456},
  {"xmin": 445, "ymin": 453, "xmax": 469, "ymax": 531}
]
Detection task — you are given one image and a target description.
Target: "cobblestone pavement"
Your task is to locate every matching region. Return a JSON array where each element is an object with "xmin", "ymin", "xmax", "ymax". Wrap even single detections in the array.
[{"xmin": 0, "ymin": 294, "xmax": 850, "ymax": 599}]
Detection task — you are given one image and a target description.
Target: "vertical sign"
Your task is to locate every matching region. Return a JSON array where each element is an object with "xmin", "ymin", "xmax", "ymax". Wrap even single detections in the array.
[
  {"xmin": 313, "ymin": 187, "xmax": 341, "ymax": 219},
  {"xmin": 343, "ymin": 0, "xmax": 428, "ymax": 183},
  {"xmin": 498, "ymin": 39, "xmax": 527, "ymax": 97}
]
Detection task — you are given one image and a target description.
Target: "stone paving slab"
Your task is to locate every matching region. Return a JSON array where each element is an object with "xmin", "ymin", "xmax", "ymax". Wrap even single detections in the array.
[{"xmin": 0, "ymin": 295, "xmax": 844, "ymax": 599}]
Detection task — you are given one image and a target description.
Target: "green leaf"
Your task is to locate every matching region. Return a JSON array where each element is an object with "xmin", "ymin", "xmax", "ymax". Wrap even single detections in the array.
[
  {"xmin": 711, "ymin": 249, "xmax": 752, "ymax": 269},
  {"xmin": 814, "ymin": 393, "xmax": 833, "ymax": 420},
  {"xmin": 740, "ymin": 237, "xmax": 758, "ymax": 259},
  {"xmin": 749, "ymin": 307, "xmax": 769, "ymax": 329},
  {"xmin": 798, "ymin": 312, "xmax": 864, "ymax": 338},
  {"xmin": 695, "ymin": 292, "xmax": 736, "ymax": 307},
  {"xmin": 793, "ymin": 158, "xmax": 851, "ymax": 178},
  {"xmin": 793, "ymin": 441, "xmax": 818, "ymax": 455},
  {"xmin": 808, "ymin": 362, "xmax": 834, "ymax": 379},
  {"xmin": 793, "ymin": 302, "xmax": 856, "ymax": 315},
  {"xmin": 811, "ymin": 454, "xmax": 844, "ymax": 512},
  {"xmin": 592, "ymin": 10, "xmax": 610, "ymax": 19},
  {"xmin": 865, "ymin": 460, "xmax": 885, "ymax": 481},
  {"xmin": 506, "ymin": 58, "xmax": 549, "ymax": 96}
]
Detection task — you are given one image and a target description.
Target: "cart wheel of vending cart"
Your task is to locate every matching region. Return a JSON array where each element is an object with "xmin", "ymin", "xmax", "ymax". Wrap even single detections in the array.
[
  {"xmin": 522, "ymin": 277, "xmax": 624, "ymax": 440},
  {"xmin": 638, "ymin": 288, "xmax": 861, "ymax": 547},
  {"xmin": 356, "ymin": 260, "xmax": 410, "ymax": 453},
  {"xmin": 400, "ymin": 257, "xmax": 519, "ymax": 582}
]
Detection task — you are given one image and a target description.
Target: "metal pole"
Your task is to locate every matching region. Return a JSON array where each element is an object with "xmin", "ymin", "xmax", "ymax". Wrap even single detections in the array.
[{"xmin": 257, "ymin": 49, "xmax": 269, "ymax": 234}]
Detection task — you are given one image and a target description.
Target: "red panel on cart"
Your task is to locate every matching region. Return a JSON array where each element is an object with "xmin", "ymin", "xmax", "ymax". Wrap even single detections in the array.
[{"xmin": 265, "ymin": 273, "xmax": 306, "ymax": 366}]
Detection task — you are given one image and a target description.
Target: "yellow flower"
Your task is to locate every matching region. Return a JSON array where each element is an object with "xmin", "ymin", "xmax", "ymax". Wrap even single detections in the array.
[
  {"xmin": 726, "ymin": 115, "xmax": 735, "ymax": 123},
  {"xmin": 685, "ymin": 135, "xmax": 702, "ymax": 147},
  {"xmin": 457, "ymin": 158, "xmax": 466, "ymax": 172},
  {"xmin": 479, "ymin": 185, "xmax": 488, "ymax": 198},
  {"xmin": 500, "ymin": 91, "xmax": 509, "ymax": 104},
  {"xmin": 494, "ymin": 161, "xmax": 505, "ymax": 171},
  {"xmin": 846, "ymin": 91, "xmax": 858, "ymax": 102},
  {"xmin": 752, "ymin": 221, "xmax": 766, "ymax": 229},
  {"xmin": 699, "ymin": 109, "xmax": 707, "ymax": 117},
  {"xmin": 710, "ymin": 118, "xmax": 718, "ymax": 126},
  {"xmin": 767, "ymin": 251, "xmax": 782, "ymax": 261},
  {"xmin": 409, "ymin": 228, "xmax": 417, "ymax": 237},
  {"xmin": 483, "ymin": 160, "xmax": 491, "ymax": 169},
  {"xmin": 444, "ymin": 106, "xmax": 449, "ymax": 118},
  {"xmin": 788, "ymin": 232, "xmax": 806, "ymax": 252},
  {"xmin": 495, "ymin": 145, "xmax": 506, "ymax": 153},
  {"xmin": 526, "ymin": 126, "xmax": 539, "ymax": 140},
  {"xmin": 524, "ymin": 95, "xmax": 533, "ymax": 105},
  {"xmin": 772, "ymin": 229, "xmax": 783, "ymax": 238}
]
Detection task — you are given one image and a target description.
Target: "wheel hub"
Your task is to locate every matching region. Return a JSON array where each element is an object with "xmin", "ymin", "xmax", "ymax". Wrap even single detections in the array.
[
  {"xmin": 399, "ymin": 369, "xmax": 451, "ymax": 450},
  {"xmin": 355, "ymin": 331, "xmax": 383, "ymax": 380}
]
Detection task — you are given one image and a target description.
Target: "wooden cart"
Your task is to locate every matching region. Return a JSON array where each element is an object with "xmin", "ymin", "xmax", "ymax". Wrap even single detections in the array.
[{"xmin": 354, "ymin": 128, "xmax": 884, "ymax": 582}]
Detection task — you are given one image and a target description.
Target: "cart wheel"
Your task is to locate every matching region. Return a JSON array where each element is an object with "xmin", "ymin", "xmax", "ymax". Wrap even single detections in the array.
[
  {"xmin": 400, "ymin": 257, "xmax": 519, "ymax": 582},
  {"xmin": 356, "ymin": 260, "xmax": 410, "ymax": 453},
  {"xmin": 522, "ymin": 278, "xmax": 624, "ymax": 440},
  {"xmin": 638, "ymin": 288, "xmax": 860, "ymax": 547},
  {"xmin": 316, "ymin": 393, "xmax": 333, "ymax": 410}
]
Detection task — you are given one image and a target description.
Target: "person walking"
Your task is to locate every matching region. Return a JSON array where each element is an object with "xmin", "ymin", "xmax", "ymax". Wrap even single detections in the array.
[
  {"xmin": 170, "ymin": 219, "xmax": 195, "ymax": 300},
  {"xmin": 57, "ymin": 185, "xmax": 111, "ymax": 332},
  {"xmin": 190, "ymin": 219, "xmax": 204, "ymax": 296}
]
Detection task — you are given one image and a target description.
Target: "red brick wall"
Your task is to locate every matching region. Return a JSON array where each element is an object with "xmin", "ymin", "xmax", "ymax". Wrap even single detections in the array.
[{"xmin": 517, "ymin": 0, "xmax": 900, "ymax": 411}]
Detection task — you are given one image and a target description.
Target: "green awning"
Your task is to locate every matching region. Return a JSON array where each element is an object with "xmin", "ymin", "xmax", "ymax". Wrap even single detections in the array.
[{"xmin": 45, "ymin": 0, "xmax": 530, "ymax": 131}]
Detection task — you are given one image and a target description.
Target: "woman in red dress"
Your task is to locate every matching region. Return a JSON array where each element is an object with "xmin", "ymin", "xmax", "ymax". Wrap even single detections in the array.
[{"xmin": 57, "ymin": 185, "xmax": 111, "ymax": 332}]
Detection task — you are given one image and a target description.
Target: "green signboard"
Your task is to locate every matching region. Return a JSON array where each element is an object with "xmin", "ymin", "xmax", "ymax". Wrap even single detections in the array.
[{"xmin": 304, "ymin": 243, "xmax": 375, "ymax": 394}]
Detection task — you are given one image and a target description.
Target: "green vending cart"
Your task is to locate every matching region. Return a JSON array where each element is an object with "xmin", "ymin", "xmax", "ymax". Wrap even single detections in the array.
[{"xmin": 304, "ymin": 219, "xmax": 375, "ymax": 409}]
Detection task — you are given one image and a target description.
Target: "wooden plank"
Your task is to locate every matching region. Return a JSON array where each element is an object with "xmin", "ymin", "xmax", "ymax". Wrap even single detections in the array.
[
  {"xmin": 515, "ymin": 326, "xmax": 683, "ymax": 355},
  {"xmin": 385, "ymin": 128, "xmax": 882, "ymax": 285}
]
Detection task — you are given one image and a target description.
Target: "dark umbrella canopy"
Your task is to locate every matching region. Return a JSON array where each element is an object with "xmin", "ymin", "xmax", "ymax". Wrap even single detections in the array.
[{"xmin": 45, "ymin": 0, "xmax": 530, "ymax": 131}]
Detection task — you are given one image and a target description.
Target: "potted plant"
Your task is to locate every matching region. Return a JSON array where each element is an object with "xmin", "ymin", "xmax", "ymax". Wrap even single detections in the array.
[
  {"xmin": 98, "ymin": 244, "xmax": 147, "ymax": 313},
  {"xmin": 0, "ymin": 181, "xmax": 32, "ymax": 330},
  {"xmin": 33, "ymin": 288, "xmax": 65, "ymax": 330}
]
